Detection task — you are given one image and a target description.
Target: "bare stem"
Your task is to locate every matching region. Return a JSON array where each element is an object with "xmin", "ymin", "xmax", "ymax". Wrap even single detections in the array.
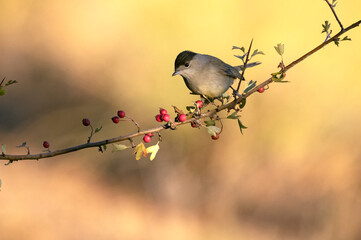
[
  {"xmin": 126, "ymin": 116, "xmax": 141, "ymax": 132},
  {"xmin": 87, "ymin": 124, "xmax": 94, "ymax": 143},
  {"xmin": 236, "ymin": 39, "xmax": 253, "ymax": 92},
  {"xmin": 325, "ymin": 0, "xmax": 344, "ymax": 30}
]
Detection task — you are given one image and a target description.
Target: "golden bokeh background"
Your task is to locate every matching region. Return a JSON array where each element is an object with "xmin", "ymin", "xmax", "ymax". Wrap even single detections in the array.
[{"xmin": 1, "ymin": 0, "xmax": 361, "ymax": 239}]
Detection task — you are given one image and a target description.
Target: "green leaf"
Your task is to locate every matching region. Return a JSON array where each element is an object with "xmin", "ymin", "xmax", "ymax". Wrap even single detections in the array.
[
  {"xmin": 341, "ymin": 36, "xmax": 351, "ymax": 41},
  {"xmin": 204, "ymin": 119, "xmax": 216, "ymax": 126},
  {"xmin": 1, "ymin": 144, "xmax": 6, "ymax": 154},
  {"xmin": 16, "ymin": 142, "xmax": 27, "ymax": 148},
  {"xmin": 232, "ymin": 46, "xmax": 246, "ymax": 53},
  {"xmin": 274, "ymin": 43, "xmax": 285, "ymax": 56},
  {"xmin": 333, "ymin": 39, "xmax": 340, "ymax": 47},
  {"xmin": 322, "ymin": 20, "xmax": 331, "ymax": 33},
  {"xmin": 207, "ymin": 126, "xmax": 221, "ymax": 136},
  {"xmin": 251, "ymin": 49, "xmax": 265, "ymax": 57},
  {"xmin": 94, "ymin": 126, "xmax": 102, "ymax": 134},
  {"xmin": 238, "ymin": 99, "xmax": 247, "ymax": 109},
  {"xmin": 237, "ymin": 119, "xmax": 247, "ymax": 134},
  {"xmin": 271, "ymin": 72, "xmax": 289, "ymax": 83},
  {"xmin": 274, "ymin": 79, "xmax": 289, "ymax": 83},
  {"xmin": 332, "ymin": 0, "xmax": 337, "ymax": 7},
  {"xmin": 112, "ymin": 144, "xmax": 129, "ymax": 152},
  {"xmin": 146, "ymin": 142, "xmax": 160, "ymax": 161},
  {"xmin": 227, "ymin": 112, "xmax": 240, "ymax": 119},
  {"xmin": 5, "ymin": 80, "xmax": 17, "ymax": 86},
  {"xmin": 186, "ymin": 106, "xmax": 195, "ymax": 112},
  {"xmin": 234, "ymin": 54, "xmax": 246, "ymax": 62},
  {"xmin": 102, "ymin": 144, "xmax": 107, "ymax": 151},
  {"xmin": 0, "ymin": 87, "xmax": 5, "ymax": 96},
  {"xmin": 243, "ymin": 80, "xmax": 257, "ymax": 94},
  {"xmin": 0, "ymin": 178, "xmax": 2, "ymax": 190}
]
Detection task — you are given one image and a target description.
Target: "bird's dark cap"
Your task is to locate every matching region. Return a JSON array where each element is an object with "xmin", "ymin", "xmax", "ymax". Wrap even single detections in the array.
[{"xmin": 174, "ymin": 51, "xmax": 197, "ymax": 69}]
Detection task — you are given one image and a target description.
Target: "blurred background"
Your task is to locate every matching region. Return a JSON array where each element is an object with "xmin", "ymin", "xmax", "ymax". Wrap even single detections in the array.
[{"xmin": 1, "ymin": 0, "xmax": 361, "ymax": 239}]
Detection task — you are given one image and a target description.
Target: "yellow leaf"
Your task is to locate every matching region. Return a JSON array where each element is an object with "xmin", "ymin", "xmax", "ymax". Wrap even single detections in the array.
[
  {"xmin": 134, "ymin": 142, "xmax": 147, "ymax": 160},
  {"xmin": 146, "ymin": 142, "xmax": 160, "ymax": 161}
]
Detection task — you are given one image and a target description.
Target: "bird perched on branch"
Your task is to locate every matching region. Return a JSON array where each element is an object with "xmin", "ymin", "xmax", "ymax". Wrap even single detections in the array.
[{"xmin": 172, "ymin": 50, "xmax": 259, "ymax": 99}]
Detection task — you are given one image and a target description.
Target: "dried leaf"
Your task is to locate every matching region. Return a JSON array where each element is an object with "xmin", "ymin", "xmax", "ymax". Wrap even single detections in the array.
[{"xmin": 134, "ymin": 142, "xmax": 147, "ymax": 160}]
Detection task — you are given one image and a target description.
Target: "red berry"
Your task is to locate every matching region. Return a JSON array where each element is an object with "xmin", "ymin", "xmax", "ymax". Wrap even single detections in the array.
[
  {"xmin": 211, "ymin": 134, "xmax": 219, "ymax": 140},
  {"xmin": 257, "ymin": 87, "xmax": 265, "ymax": 93},
  {"xmin": 155, "ymin": 114, "xmax": 162, "ymax": 122},
  {"xmin": 117, "ymin": 110, "xmax": 126, "ymax": 118},
  {"xmin": 143, "ymin": 135, "xmax": 151, "ymax": 143},
  {"xmin": 146, "ymin": 133, "xmax": 153, "ymax": 137},
  {"xmin": 43, "ymin": 141, "xmax": 50, "ymax": 148},
  {"xmin": 191, "ymin": 121, "xmax": 197, "ymax": 128},
  {"xmin": 160, "ymin": 109, "xmax": 167, "ymax": 115},
  {"xmin": 178, "ymin": 114, "xmax": 187, "ymax": 122},
  {"xmin": 195, "ymin": 100, "xmax": 204, "ymax": 109},
  {"xmin": 161, "ymin": 113, "xmax": 170, "ymax": 122},
  {"xmin": 112, "ymin": 116, "xmax": 120, "ymax": 123},
  {"xmin": 82, "ymin": 118, "xmax": 91, "ymax": 126}
]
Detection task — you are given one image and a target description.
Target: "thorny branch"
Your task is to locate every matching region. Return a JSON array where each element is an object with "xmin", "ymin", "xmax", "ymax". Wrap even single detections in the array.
[{"xmin": 1, "ymin": 3, "xmax": 360, "ymax": 162}]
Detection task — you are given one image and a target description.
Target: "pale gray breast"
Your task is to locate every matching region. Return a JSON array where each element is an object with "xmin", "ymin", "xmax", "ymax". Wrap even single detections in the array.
[{"xmin": 184, "ymin": 54, "xmax": 236, "ymax": 97}]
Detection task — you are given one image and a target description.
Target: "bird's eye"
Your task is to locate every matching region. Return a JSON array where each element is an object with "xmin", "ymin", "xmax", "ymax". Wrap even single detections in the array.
[{"xmin": 185, "ymin": 63, "xmax": 190, "ymax": 67}]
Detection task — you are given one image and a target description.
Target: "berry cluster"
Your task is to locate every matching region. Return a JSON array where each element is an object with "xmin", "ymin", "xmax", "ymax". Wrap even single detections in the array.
[
  {"xmin": 143, "ymin": 133, "xmax": 153, "ymax": 143},
  {"xmin": 155, "ymin": 109, "xmax": 170, "ymax": 122},
  {"xmin": 112, "ymin": 110, "xmax": 126, "ymax": 123}
]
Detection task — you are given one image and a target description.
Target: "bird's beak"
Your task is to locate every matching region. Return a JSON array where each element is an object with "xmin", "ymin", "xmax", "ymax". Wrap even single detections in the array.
[{"xmin": 172, "ymin": 71, "xmax": 180, "ymax": 77}]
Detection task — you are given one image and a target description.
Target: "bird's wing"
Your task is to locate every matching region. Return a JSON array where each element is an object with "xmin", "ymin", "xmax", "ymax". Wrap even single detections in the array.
[
  {"xmin": 233, "ymin": 62, "xmax": 262, "ymax": 72},
  {"xmin": 208, "ymin": 57, "xmax": 243, "ymax": 80},
  {"xmin": 222, "ymin": 63, "xmax": 243, "ymax": 80}
]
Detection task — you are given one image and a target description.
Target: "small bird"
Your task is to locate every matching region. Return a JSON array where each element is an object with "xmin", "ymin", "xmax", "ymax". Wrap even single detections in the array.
[{"xmin": 172, "ymin": 51, "xmax": 256, "ymax": 99}]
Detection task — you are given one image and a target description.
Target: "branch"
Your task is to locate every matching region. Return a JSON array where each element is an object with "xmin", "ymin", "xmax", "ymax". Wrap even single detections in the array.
[{"xmin": 1, "ymin": 5, "xmax": 360, "ymax": 162}]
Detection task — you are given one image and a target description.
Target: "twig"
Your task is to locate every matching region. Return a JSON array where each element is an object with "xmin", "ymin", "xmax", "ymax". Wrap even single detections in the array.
[
  {"xmin": 236, "ymin": 39, "xmax": 253, "ymax": 92},
  {"xmin": 87, "ymin": 124, "xmax": 94, "ymax": 143},
  {"xmin": 0, "ymin": 77, "xmax": 5, "ymax": 86},
  {"xmin": 325, "ymin": 0, "xmax": 344, "ymax": 30},
  {"xmin": 125, "ymin": 116, "xmax": 141, "ymax": 132}
]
